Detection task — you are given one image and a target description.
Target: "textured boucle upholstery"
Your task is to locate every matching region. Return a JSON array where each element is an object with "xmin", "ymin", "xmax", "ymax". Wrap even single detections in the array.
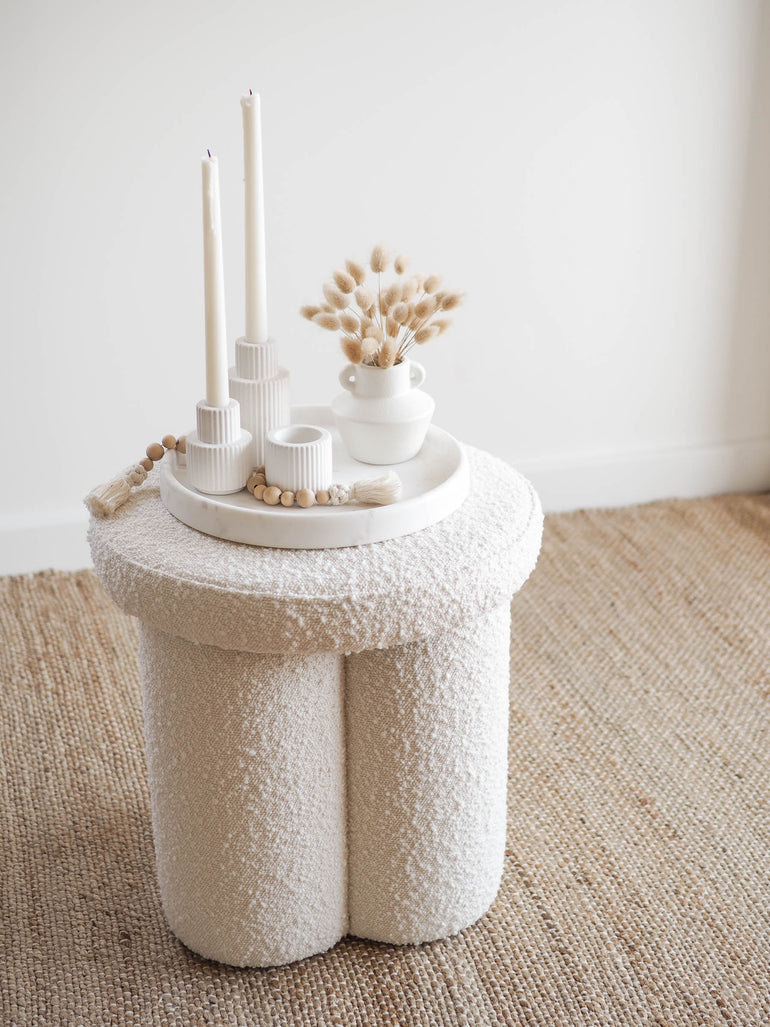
[
  {"xmin": 347, "ymin": 603, "xmax": 511, "ymax": 944},
  {"xmin": 88, "ymin": 447, "xmax": 542, "ymax": 655},
  {"xmin": 138, "ymin": 625, "xmax": 347, "ymax": 967},
  {"xmin": 135, "ymin": 605, "xmax": 512, "ymax": 966}
]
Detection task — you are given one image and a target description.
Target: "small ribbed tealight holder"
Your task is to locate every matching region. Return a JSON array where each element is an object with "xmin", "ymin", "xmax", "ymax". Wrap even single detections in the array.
[
  {"xmin": 265, "ymin": 425, "xmax": 332, "ymax": 493},
  {"xmin": 186, "ymin": 398, "xmax": 253, "ymax": 495},
  {"xmin": 229, "ymin": 338, "xmax": 291, "ymax": 467}
]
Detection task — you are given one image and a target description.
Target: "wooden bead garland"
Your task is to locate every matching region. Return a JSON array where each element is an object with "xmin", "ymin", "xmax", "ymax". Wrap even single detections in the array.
[
  {"xmin": 87, "ymin": 443, "xmax": 401, "ymax": 518},
  {"xmin": 245, "ymin": 467, "xmax": 401, "ymax": 508}
]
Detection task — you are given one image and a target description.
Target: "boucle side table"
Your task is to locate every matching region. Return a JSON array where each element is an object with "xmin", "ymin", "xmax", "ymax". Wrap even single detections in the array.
[{"xmin": 88, "ymin": 446, "xmax": 543, "ymax": 967}]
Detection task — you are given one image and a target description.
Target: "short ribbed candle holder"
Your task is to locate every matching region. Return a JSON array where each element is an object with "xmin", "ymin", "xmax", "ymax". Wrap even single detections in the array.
[
  {"xmin": 229, "ymin": 338, "xmax": 291, "ymax": 467},
  {"xmin": 186, "ymin": 398, "xmax": 253, "ymax": 495},
  {"xmin": 264, "ymin": 424, "xmax": 333, "ymax": 493}
]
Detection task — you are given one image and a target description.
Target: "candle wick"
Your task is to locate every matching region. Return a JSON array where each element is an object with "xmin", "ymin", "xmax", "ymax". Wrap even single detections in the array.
[
  {"xmin": 249, "ymin": 88, "xmax": 253, "ymax": 95},
  {"xmin": 207, "ymin": 148, "xmax": 211, "ymax": 158}
]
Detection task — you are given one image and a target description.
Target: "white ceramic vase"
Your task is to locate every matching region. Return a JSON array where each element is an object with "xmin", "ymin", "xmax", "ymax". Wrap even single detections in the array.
[{"xmin": 331, "ymin": 359, "xmax": 435, "ymax": 465}]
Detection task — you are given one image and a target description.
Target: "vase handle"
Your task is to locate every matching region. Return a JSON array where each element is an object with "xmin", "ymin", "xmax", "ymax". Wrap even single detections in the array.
[
  {"xmin": 409, "ymin": 361, "xmax": 426, "ymax": 389},
  {"xmin": 339, "ymin": 363, "xmax": 356, "ymax": 391}
]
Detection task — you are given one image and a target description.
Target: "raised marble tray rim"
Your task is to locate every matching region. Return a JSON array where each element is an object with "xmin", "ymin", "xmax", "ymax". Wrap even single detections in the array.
[{"xmin": 160, "ymin": 405, "xmax": 469, "ymax": 549}]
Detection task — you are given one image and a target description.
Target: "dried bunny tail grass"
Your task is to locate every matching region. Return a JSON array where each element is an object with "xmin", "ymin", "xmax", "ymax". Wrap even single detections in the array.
[
  {"xmin": 300, "ymin": 304, "xmax": 321, "ymax": 320},
  {"xmin": 345, "ymin": 259, "xmax": 366, "ymax": 285},
  {"xmin": 433, "ymin": 317, "xmax": 452, "ymax": 334},
  {"xmin": 394, "ymin": 253, "xmax": 409, "ymax": 274},
  {"xmin": 361, "ymin": 337, "xmax": 379, "ymax": 360},
  {"xmin": 414, "ymin": 296, "xmax": 439, "ymax": 319},
  {"xmin": 364, "ymin": 322, "xmax": 384, "ymax": 343},
  {"xmin": 385, "ymin": 315, "xmax": 400, "ymax": 338},
  {"xmin": 423, "ymin": 274, "xmax": 442, "ymax": 293},
  {"xmin": 370, "ymin": 243, "xmax": 389, "ymax": 273},
  {"xmin": 402, "ymin": 277, "xmax": 419, "ymax": 302},
  {"xmin": 379, "ymin": 294, "xmax": 392, "ymax": 317},
  {"xmin": 333, "ymin": 269, "xmax": 357, "ymax": 293},
  {"xmin": 384, "ymin": 282, "xmax": 402, "ymax": 307},
  {"xmin": 339, "ymin": 311, "xmax": 359, "ymax": 334},
  {"xmin": 321, "ymin": 302, "xmax": 335, "ymax": 313},
  {"xmin": 323, "ymin": 282, "xmax": 348, "ymax": 310},
  {"xmin": 414, "ymin": 324, "xmax": 441, "ymax": 344},
  {"xmin": 440, "ymin": 291, "xmax": 465, "ymax": 311},
  {"xmin": 354, "ymin": 286, "xmax": 375, "ymax": 311},
  {"xmin": 413, "ymin": 273, "xmax": 426, "ymax": 291},
  {"xmin": 392, "ymin": 302, "xmax": 410, "ymax": 325},
  {"xmin": 312, "ymin": 311, "xmax": 341, "ymax": 331},
  {"xmin": 378, "ymin": 339, "xmax": 399, "ymax": 368},
  {"xmin": 342, "ymin": 337, "xmax": 363, "ymax": 363}
]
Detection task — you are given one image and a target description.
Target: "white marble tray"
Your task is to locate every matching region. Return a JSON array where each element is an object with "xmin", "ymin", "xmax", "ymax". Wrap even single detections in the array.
[{"xmin": 160, "ymin": 405, "xmax": 469, "ymax": 549}]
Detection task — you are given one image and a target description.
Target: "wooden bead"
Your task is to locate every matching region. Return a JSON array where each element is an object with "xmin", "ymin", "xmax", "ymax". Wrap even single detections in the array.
[
  {"xmin": 263, "ymin": 486, "xmax": 282, "ymax": 506},
  {"xmin": 146, "ymin": 442, "xmax": 164, "ymax": 462},
  {"xmin": 296, "ymin": 488, "xmax": 315, "ymax": 508},
  {"xmin": 316, "ymin": 490, "xmax": 330, "ymax": 506},
  {"xmin": 256, "ymin": 465, "xmax": 265, "ymax": 476},
  {"xmin": 254, "ymin": 484, "xmax": 266, "ymax": 500},
  {"xmin": 280, "ymin": 490, "xmax": 295, "ymax": 507},
  {"xmin": 175, "ymin": 435, "xmax": 187, "ymax": 454},
  {"xmin": 140, "ymin": 457, "xmax": 154, "ymax": 472},
  {"xmin": 161, "ymin": 434, "xmax": 177, "ymax": 450},
  {"xmin": 246, "ymin": 473, "xmax": 261, "ymax": 494},
  {"xmin": 252, "ymin": 473, "xmax": 266, "ymax": 487}
]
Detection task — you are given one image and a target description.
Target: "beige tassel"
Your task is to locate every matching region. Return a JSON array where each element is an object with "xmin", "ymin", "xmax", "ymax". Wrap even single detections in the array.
[
  {"xmin": 326, "ymin": 472, "xmax": 401, "ymax": 506},
  {"xmin": 84, "ymin": 463, "xmax": 148, "ymax": 517},
  {"xmin": 350, "ymin": 472, "xmax": 402, "ymax": 504}
]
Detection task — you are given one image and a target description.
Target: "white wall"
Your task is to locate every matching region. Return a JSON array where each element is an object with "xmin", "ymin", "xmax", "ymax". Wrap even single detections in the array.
[{"xmin": 1, "ymin": 0, "xmax": 769, "ymax": 575}]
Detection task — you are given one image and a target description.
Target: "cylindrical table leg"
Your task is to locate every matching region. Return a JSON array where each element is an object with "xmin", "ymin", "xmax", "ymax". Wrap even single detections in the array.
[
  {"xmin": 345, "ymin": 602, "xmax": 511, "ymax": 944},
  {"xmin": 138, "ymin": 623, "xmax": 347, "ymax": 966}
]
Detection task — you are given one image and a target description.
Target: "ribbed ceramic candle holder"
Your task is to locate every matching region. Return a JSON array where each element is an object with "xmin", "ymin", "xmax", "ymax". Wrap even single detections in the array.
[
  {"xmin": 186, "ymin": 398, "xmax": 252, "ymax": 495},
  {"xmin": 264, "ymin": 424, "xmax": 332, "ymax": 493},
  {"xmin": 229, "ymin": 338, "xmax": 291, "ymax": 467}
]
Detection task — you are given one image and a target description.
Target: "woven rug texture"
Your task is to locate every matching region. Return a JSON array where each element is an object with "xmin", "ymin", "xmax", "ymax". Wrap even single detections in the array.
[{"xmin": 1, "ymin": 493, "xmax": 769, "ymax": 1026}]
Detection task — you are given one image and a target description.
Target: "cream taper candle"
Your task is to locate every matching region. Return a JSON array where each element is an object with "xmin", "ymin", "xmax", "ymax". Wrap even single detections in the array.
[
  {"xmin": 202, "ymin": 151, "xmax": 230, "ymax": 408},
  {"xmin": 241, "ymin": 91, "xmax": 268, "ymax": 344}
]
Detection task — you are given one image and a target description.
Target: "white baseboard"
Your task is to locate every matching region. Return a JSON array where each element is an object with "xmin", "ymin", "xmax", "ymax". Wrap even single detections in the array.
[
  {"xmin": 1, "ymin": 437, "xmax": 769, "ymax": 575},
  {"xmin": 0, "ymin": 509, "xmax": 92, "ymax": 577},
  {"xmin": 516, "ymin": 435, "xmax": 770, "ymax": 512}
]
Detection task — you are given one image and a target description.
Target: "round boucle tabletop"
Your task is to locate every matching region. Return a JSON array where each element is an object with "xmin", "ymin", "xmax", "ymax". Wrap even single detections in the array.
[{"xmin": 88, "ymin": 447, "xmax": 543, "ymax": 655}]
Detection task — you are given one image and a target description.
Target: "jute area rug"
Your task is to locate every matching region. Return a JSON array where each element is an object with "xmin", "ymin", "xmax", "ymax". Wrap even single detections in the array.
[{"xmin": 2, "ymin": 493, "xmax": 769, "ymax": 1026}]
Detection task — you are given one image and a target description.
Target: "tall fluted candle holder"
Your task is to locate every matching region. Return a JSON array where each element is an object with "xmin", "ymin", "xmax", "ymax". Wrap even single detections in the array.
[{"xmin": 229, "ymin": 339, "xmax": 290, "ymax": 467}]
